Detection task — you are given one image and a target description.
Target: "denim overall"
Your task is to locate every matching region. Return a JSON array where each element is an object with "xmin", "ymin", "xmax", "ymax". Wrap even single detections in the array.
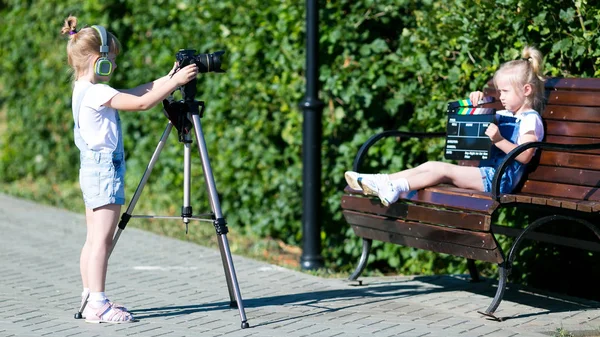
[
  {"xmin": 478, "ymin": 111, "xmax": 539, "ymax": 194},
  {"xmin": 73, "ymin": 85, "xmax": 126, "ymax": 209}
]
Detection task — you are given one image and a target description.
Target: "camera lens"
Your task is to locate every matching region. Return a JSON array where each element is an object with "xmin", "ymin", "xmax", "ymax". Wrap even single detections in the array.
[{"xmin": 194, "ymin": 51, "xmax": 225, "ymax": 73}]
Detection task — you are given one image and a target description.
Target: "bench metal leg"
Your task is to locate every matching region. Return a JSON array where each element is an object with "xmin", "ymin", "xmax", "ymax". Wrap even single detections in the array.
[
  {"xmin": 479, "ymin": 214, "xmax": 600, "ymax": 321},
  {"xmin": 467, "ymin": 259, "xmax": 480, "ymax": 282},
  {"xmin": 478, "ymin": 262, "xmax": 509, "ymax": 321},
  {"xmin": 348, "ymin": 239, "xmax": 372, "ymax": 281}
]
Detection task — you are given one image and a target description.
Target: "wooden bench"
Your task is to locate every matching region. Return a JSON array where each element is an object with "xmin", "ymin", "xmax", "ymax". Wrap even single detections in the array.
[{"xmin": 341, "ymin": 77, "xmax": 600, "ymax": 320}]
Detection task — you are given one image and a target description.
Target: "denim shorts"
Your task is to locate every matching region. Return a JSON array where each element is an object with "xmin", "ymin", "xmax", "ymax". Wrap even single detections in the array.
[
  {"xmin": 479, "ymin": 166, "xmax": 517, "ymax": 194},
  {"xmin": 479, "ymin": 166, "xmax": 496, "ymax": 193},
  {"xmin": 79, "ymin": 151, "xmax": 126, "ymax": 209}
]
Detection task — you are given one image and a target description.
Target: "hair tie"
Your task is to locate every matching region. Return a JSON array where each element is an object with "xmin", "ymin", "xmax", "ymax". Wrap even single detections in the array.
[
  {"xmin": 69, "ymin": 29, "xmax": 77, "ymax": 36},
  {"xmin": 522, "ymin": 57, "xmax": 532, "ymax": 62}
]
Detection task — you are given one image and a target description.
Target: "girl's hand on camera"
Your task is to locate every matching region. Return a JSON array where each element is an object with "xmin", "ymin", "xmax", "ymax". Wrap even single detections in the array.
[
  {"xmin": 167, "ymin": 62, "xmax": 178, "ymax": 77},
  {"xmin": 469, "ymin": 91, "xmax": 484, "ymax": 106},
  {"xmin": 172, "ymin": 64, "xmax": 198, "ymax": 86}
]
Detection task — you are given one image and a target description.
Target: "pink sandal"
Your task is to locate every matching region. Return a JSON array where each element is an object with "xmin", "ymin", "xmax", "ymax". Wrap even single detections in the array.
[
  {"xmin": 81, "ymin": 301, "xmax": 128, "ymax": 319},
  {"xmin": 84, "ymin": 302, "xmax": 135, "ymax": 324},
  {"xmin": 80, "ymin": 291, "xmax": 128, "ymax": 319}
]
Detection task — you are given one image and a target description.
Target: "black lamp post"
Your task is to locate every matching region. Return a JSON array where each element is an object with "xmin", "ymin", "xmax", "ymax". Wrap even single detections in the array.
[{"xmin": 299, "ymin": 0, "xmax": 324, "ymax": 270}]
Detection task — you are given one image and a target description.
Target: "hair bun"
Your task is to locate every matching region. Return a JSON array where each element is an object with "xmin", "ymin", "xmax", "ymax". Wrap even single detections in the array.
[{"xmin": 61, "ymin": 15, "xmax": 78, "ymax": 37}]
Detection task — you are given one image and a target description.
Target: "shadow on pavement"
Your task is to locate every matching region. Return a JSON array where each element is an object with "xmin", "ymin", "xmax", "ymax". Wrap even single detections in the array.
[
  {"xmin": 416, "ymin": 274, "xmax": 600, "ymax": 321},
  {"xmin": 130, "ymin": 275, "xmax": 599, "ymax": 325}
]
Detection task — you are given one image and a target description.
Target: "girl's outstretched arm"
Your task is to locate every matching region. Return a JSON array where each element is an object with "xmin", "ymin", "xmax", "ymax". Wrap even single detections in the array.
[
  {"xmin": 119, "ymin": 63, "xmax": 179, "ymax": 96},
  {"xmin": 106, "ymin": 64, "xmax": 197, "ymax": 111}
]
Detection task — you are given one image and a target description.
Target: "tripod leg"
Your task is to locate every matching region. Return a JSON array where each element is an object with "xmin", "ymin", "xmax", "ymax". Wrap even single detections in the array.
[
  {"xmin": 190, "ymin": 114, "xmax": 249, "ymax": 329},
  {"xmin": 74, "ymin": 295, "xmax": 89, "ymax": 319},
  {"xmin": 217, "ymin": 236, "xmax": 237, "ymax": 306},
  {"xmin": 74, "ymin": 123, "xmax": 173, "ymax": 319},
  {"xmin": 112, "ymin": 122, "xmax": 173, "ymax": 254},
  {"xmin": 182, "ymin": 136, "xmax": 193, "ymax": 232}
]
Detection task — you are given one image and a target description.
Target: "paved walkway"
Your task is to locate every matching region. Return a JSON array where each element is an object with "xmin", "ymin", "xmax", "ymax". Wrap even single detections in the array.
[{"xmin": 0, "ymin": 193, "xmax": 599, "ymax": 337}]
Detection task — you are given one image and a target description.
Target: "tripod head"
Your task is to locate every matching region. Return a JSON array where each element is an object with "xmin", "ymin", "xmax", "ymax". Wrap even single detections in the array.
[{"xmin": 162, "ymin": 95, "xmax": 204, "ymax": 143}]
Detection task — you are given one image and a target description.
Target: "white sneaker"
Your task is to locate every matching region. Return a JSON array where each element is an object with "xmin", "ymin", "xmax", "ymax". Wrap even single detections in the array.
[
  {"xmin": 360, "ymin": 175, "xmax": 401, "ymax": 207},
  {"xmin": 345, "ymin": 171, "xmax": 389, "ymax": 196},
  {"xmin": 344, "ymin": 171, "xmax": 363, "ymax": 191}
]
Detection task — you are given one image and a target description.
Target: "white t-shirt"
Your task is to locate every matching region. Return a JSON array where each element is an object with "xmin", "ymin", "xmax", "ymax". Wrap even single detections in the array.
[
  {"xmin": 72, "ymin": 81, "xmax": 121, "ymax": 152},
  {"xmin": 496, "ymin": 110, "xmax": 544, "ymax": 144}
]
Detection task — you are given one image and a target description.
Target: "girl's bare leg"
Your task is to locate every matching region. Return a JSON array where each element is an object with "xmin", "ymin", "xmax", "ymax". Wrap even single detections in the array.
[
  {"xmin": 80, "ymin": 211, "xmax": 95, "ymax": 290},
  {"xmin": 81, "ymin": 204, "xmax": 134, "ymax": 323},
  {"xmin": 404, "ymin": 161, "xmax": 485, "ymax": 191},
  {"xmin": 86, "ymin": 204, "xmax": 121, "ymax": 293},
  {"xmin": 388, "ymin": 163, "xmax": 430, "ymax": 180}
]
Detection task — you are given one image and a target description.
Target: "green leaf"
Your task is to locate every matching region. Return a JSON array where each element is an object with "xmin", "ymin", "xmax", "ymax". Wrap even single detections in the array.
[{"xmin": 559, "ymin": 8, "xmax": 576, "ymax": 23}]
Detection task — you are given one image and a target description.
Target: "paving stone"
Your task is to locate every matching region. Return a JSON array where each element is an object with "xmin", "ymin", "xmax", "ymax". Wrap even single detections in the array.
[{"xmin": 1, "ymin": 193, "xmax": 599, "ymax": 337}]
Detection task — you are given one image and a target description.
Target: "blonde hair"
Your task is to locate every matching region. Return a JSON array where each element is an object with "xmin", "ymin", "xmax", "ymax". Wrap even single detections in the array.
[
  {"xmin": 493, "ymin": 46, "xmax": 545, "ymax": 112},
  {"xmin": 60, "ymin": 15, "xmax": 122, "ymax": 79}
]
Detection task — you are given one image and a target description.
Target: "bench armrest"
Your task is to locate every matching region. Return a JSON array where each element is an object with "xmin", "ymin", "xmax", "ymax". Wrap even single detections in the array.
[
  {"xmin": 352, "ymin": 130, "xmax": 445, "ymax": 171},
  {"xmin": 492, "ymin": 141, "xmax": 600, "ymax": 200}
]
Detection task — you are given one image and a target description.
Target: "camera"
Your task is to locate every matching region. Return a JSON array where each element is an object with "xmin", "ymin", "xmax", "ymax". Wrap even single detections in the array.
[
  {"xmin": 176, "ymin": 49, "xmax": 225, "ymax": 73},
  {"xmin": 164, "ymin": 49, "xmax": 225, "ymax": 137}
]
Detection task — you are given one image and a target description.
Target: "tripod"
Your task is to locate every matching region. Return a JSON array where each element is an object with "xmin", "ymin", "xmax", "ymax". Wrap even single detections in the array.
[{"xmin": 74, "ymin": 80, "xmax": 249, "ymax": 329}]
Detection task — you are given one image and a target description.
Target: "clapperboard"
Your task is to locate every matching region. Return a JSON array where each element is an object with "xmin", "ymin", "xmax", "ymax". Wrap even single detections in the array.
[{"xmin": 444, "ymin": 97, "xmax": 496, "ymax": 160}]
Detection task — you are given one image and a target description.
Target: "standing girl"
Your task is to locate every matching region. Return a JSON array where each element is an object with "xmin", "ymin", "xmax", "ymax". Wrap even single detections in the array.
[
  {"xmin": 61, "ymin": 15, "xmax": 198, "ymax": 323},
  {"xmin": 345, "ymin": 46, "xmax": 545, "ymax": 206}
]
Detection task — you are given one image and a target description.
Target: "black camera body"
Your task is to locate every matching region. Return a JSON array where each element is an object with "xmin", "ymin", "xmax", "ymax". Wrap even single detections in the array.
[
  {"xmin": 175, "ymin": 49, "xmax": 225, "ymax": 103},
  {"xmin": 176, "ymin": 49, "xmax": 225, "ymax": 74}
]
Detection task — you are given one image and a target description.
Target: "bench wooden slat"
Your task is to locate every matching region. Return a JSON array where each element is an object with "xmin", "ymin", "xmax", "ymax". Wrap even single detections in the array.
[
  {"xmin": 527, "ymin": 165, "xmax": 600, "ymax": 187},
  {"xmin": 531, "ymin": 196, "xmax": 549, "ymax": 205},
  {"xmin": 344, "ymin": 186, "xmax": 496, "ymax": 214},
  {"xmin": 492, "ymin": 225, "xmax": 600, "ymax": 252},
  {"xmin": 344, "ymin": 211, "xmax": 503, "ymax": 263},
  {"xmin": 546, "ymin": 198, "xmax": 565, "ymax": 208},
  {"xmin": 343, "ymin": 211, "xmax": 499, "ymax": 249},
  {"xmin": 500, "ymin": 194, "xmax": 516, "ymax": 203},
  {"xmin": 499, "ymin": 191, "xmax": 600, "ymax": 211},
  {"xmin": 484, "ymin": 89, "xmax": 600, "ymax": 106},
  {"xmin": 344, "ymin": 186, "xmax": 497, "ymax": 213},
  {"xmin": 424, "ymin": 185, "xmax": 491, "ymax": 199},
  {"xmin": 546, "ymin": 120, "xmax": 600, "ymax": 138},
  {"xmin": 341, "ymin": 194, "xmax": 491, "ymax": 231},
  {"xmin": 544, "ymin": 136, "xmax": 600, "ymax": 155},
  {"xmin": 515, "ymin": 194, "xmax": 533, "ymax": 203},
  {"xmin": 539, "ymin": 151, "xmax": 600, "ymax": 170},
  {"xmin": 351, "ymin": 225, "xmax": 504, "ymax": 264},
  {"xmin": 544, "ymin": 78, "xmax": 600, "ymax": 91},
  {"xmin": 545, "ymin": 91, "xmax": 600, "ymax": 107},
  {"xmin": 393, "ymin": 188, "xmax": 498, "ymax": 214},
  {"xmin": 542, "ymin": 105, "xmax": 600, "ymax": 122},
  {"xmin": 576, "ymin": 203, "xmax": 594, "ymax": 212},
  {"xmin": 520, "ymin": 180, "xmax": 600, "ymax": 201}
]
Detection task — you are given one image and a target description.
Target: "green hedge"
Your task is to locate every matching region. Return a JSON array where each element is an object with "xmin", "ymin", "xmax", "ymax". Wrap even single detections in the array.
[{"xmin": 1, "ymin": 0, "xmax": 599, "ymax": 298}]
